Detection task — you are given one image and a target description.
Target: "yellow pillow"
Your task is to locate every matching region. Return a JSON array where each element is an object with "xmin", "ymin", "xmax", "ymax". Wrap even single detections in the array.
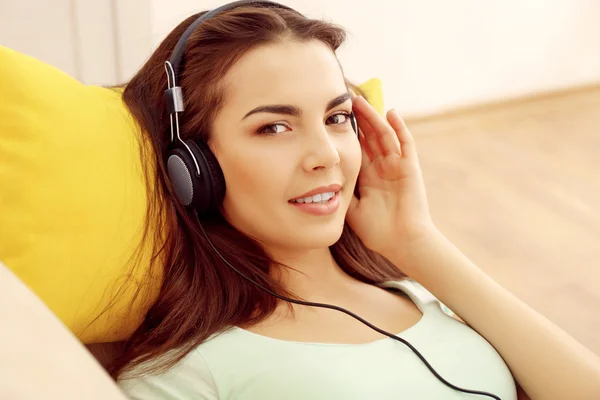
[
  {"xmin": 0, "ymin": 45, "xmax": 385, "ymax": 344},
  {"xmin": 0, "ymin": 46, "xmax": 159, "ymax": 343},
  {"xmin": 354, "ymin": 77, "xmax": 385, "ymax": 115}
]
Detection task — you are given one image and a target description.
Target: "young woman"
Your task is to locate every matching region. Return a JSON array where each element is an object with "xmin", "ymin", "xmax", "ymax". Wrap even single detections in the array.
[{"xmin": 2, "ymin": 1, "xmax": 599, "ymax": 399}]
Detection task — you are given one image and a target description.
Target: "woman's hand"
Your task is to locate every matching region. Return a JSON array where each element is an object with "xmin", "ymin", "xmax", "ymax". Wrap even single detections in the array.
[
  {"xmin": 346, "ymin": 95, "xmax": 436, "ymax": 262},
  {"xmin": 346, "ymin": 98, "xmax": 600, "ymax": 400}
]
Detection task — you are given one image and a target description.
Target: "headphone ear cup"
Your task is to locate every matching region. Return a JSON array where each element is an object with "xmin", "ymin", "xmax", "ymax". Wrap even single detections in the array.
[
  {"xmin": 187, "ymin": 140, "xmax": 226, "ymax": 213},
  {"xmin": 167, "ymin": 140, "xmax": 225, "ymax": 214},
  {"xmin": 167, "ymin": 145, "xmax": 203, "ymax": 209}
]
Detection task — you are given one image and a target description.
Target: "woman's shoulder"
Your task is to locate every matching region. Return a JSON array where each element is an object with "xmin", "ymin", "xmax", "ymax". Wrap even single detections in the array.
[
  {"xmin": 379, "ymin": 278, "xmax": 458, "ymax": 319},
  {"xmin": 117, "ymin": 347, "xmax": 219, "ymax": 400}
]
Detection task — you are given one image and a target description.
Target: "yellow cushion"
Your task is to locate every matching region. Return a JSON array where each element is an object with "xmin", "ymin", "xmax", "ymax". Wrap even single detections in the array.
[
  {"xmin": 355, "ymin": 77, "xmax": 384, "ymax": 115},
  {"xmin": 0, "ymin": 45, "xmax": 384, "ymax": 343},
  {"xmin": 0, "ymin": 46, "xmax": 159, "ymax": 343}
]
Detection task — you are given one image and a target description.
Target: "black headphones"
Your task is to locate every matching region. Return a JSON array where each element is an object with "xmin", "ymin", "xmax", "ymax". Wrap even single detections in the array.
[{"xmin": 163, "ymin": 0, "xmax": 357, "ymax": 214}]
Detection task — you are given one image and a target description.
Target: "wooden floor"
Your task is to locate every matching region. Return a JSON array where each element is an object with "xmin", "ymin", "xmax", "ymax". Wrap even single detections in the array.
[{"xmin": 406, "ymin": 85, "xmax": 600, "ymax": 355}]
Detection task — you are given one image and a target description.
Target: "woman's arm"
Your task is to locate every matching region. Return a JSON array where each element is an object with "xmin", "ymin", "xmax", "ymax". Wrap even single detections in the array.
[
  {"xmin": 387, "ymin": 230, "xmax": 600, "ymax": 400},
  {"xmin": 0, "ymin": 262, "xmax": 128, "ymax": 400}
]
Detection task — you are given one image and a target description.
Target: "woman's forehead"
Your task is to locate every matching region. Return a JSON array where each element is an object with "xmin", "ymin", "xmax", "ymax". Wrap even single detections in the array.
[{"xmin": 221, "ymin": 40, "xmax": 347, "ymax": 111}]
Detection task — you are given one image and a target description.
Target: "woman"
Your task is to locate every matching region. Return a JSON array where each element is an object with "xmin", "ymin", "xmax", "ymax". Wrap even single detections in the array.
[
  {"xmin": 102, "ymin": 2, "xmax": 600, "ymax": 399},
  {"xmin": 3, "ymin": 1, "xmax": 599, "ymax": 399}
]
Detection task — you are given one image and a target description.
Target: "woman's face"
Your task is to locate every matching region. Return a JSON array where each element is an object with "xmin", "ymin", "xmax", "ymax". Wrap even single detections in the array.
[{"xmin": 210, "ymin": 39, "xmax": 361, "ymax": 257}]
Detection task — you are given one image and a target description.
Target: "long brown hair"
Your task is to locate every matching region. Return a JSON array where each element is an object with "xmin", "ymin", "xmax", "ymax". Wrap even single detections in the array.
[{"xmin": 110, "ymin": 4, "xmax": 405, "ymax": 379}]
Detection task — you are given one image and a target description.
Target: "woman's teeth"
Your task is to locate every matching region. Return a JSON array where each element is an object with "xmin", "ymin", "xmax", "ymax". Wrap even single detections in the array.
[{"xmin": 292, "ymin": 191, "xmax": 336, "ymax": 204}]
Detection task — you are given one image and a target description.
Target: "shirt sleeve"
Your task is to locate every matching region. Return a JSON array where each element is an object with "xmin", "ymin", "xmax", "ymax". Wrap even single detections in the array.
[{"xmin": 118, "ymin": 350, "xmax": 218, "ymax": 400}]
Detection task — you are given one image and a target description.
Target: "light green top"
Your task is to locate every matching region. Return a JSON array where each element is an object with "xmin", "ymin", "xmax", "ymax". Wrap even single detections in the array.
[{"xmin": 119, "ymin": 279, "xmax": 517, "ymax": 399}]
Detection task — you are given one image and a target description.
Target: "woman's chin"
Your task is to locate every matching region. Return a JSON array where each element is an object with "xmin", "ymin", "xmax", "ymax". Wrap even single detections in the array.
[{"xmin": 290, "ymin": 224, "xmax": 345, "ymax": 250}]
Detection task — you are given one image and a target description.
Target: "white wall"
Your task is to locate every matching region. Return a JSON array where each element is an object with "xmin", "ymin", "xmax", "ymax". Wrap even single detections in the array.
[
  {"xmin": 146, "ymin": 0, "xmax": 600, "ymax": 117},
  {"xmin": 0, "ymin": 0, "xmax": 118, "ymax": 85},
  {"xmin": 3, "ymin": 0, "xmax": 599, "ymax": 117},
  {"xmin": 112, "ymin": 0, "xmax": 154, "ymax": 84},
  {"xmin": 1, "ymin": 0, "xmax": 79, "ymax": 77}
]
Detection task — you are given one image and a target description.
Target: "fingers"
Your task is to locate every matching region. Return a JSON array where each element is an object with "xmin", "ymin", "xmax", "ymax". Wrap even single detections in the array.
[
  {"xmin": 386, "ymin": 109, "xmax": 416, "ymax": 159},
  {"xmin": 353, "ymin": 95, "xmax": 402, "ymax": 157},
  {"xmin": 356, "ymin": 113, "xmax": 385, "ymax": 159},
  {"xmin": 358, "ymin": 130, "xmax": 372, "ymax": 171}
]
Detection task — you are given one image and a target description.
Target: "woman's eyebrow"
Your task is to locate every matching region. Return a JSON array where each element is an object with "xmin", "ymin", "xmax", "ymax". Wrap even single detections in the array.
[
  {"xmin": 241, "ymin": 92, "xmax": 351, "ymax": 121},
  {"xmin": 326, "ymin": 92, "xmax": 351, "ymax": 111}
]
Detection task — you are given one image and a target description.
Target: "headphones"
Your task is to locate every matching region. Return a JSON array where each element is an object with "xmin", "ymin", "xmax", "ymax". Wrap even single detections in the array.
[
  {"xmin": 161, "ymin": 2, "xmax": 501, "ymax": 399},
  {"xmin": 163, "ymin": 0, "xmax": 357, "ymax": 214}
]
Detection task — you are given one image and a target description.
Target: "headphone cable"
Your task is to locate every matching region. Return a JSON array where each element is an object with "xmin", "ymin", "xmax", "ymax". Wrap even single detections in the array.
[{"xmin": 197, "ymin": 221, "xmax": 501, "ymax": 399}]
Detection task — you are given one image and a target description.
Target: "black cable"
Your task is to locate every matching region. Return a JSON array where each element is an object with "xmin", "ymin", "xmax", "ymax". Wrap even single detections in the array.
[{"xmin": 197, "ymin": 221, "xmax": 501, "ymax": 400}]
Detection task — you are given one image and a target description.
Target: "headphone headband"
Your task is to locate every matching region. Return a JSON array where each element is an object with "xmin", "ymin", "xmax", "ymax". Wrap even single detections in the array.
[
  {"xmin": 164, "ymin": 1, "xmax": 298, "ymax": 145},
  {"xmin": 168, "ymin": 1, "xmax": 297, "ymax": 87}
]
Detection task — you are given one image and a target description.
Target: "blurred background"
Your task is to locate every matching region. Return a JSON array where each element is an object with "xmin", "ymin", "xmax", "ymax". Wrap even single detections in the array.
[
  {"xmin": 2, "ymin": 0, "xmax": 599, "ymax": 353},
  {"xmin": 2, "ymin": 0, "xmax": 600, "ymax": 116}
]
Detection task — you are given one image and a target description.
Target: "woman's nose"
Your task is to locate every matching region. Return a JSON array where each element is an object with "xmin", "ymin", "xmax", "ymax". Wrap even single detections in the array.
[{"xmin": 301, "ymin": 127, "xmax": 341, "ymax": 172}]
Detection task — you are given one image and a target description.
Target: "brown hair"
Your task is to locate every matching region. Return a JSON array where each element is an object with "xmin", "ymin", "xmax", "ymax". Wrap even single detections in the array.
[{"xmin": 110, "ymin": 5, "xmax": 405, "ymax": 380}]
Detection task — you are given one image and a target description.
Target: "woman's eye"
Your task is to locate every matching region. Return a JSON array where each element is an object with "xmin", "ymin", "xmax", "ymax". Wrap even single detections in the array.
[
  {"xmin": 257, "ymin": 113, "xmax": 351, "ymax": 135},
  {"xmin": 327, "ymin": 112, "xmax": 351, "ymax": 125},
  {"xmin": 257, "ymin": 123, "xmax": 290, "ymax": 135}
]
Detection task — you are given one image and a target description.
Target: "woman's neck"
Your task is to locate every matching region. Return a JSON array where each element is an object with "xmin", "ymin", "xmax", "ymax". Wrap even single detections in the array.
[{"xmin": 270, "ymin": 247, "xmax": 358, "ymax": 300}]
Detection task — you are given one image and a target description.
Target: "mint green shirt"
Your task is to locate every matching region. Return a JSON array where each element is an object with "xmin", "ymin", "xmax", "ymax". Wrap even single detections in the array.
[{"xmin": 119, "ymin": 280, "xmax": 517, "ymax": 399}]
